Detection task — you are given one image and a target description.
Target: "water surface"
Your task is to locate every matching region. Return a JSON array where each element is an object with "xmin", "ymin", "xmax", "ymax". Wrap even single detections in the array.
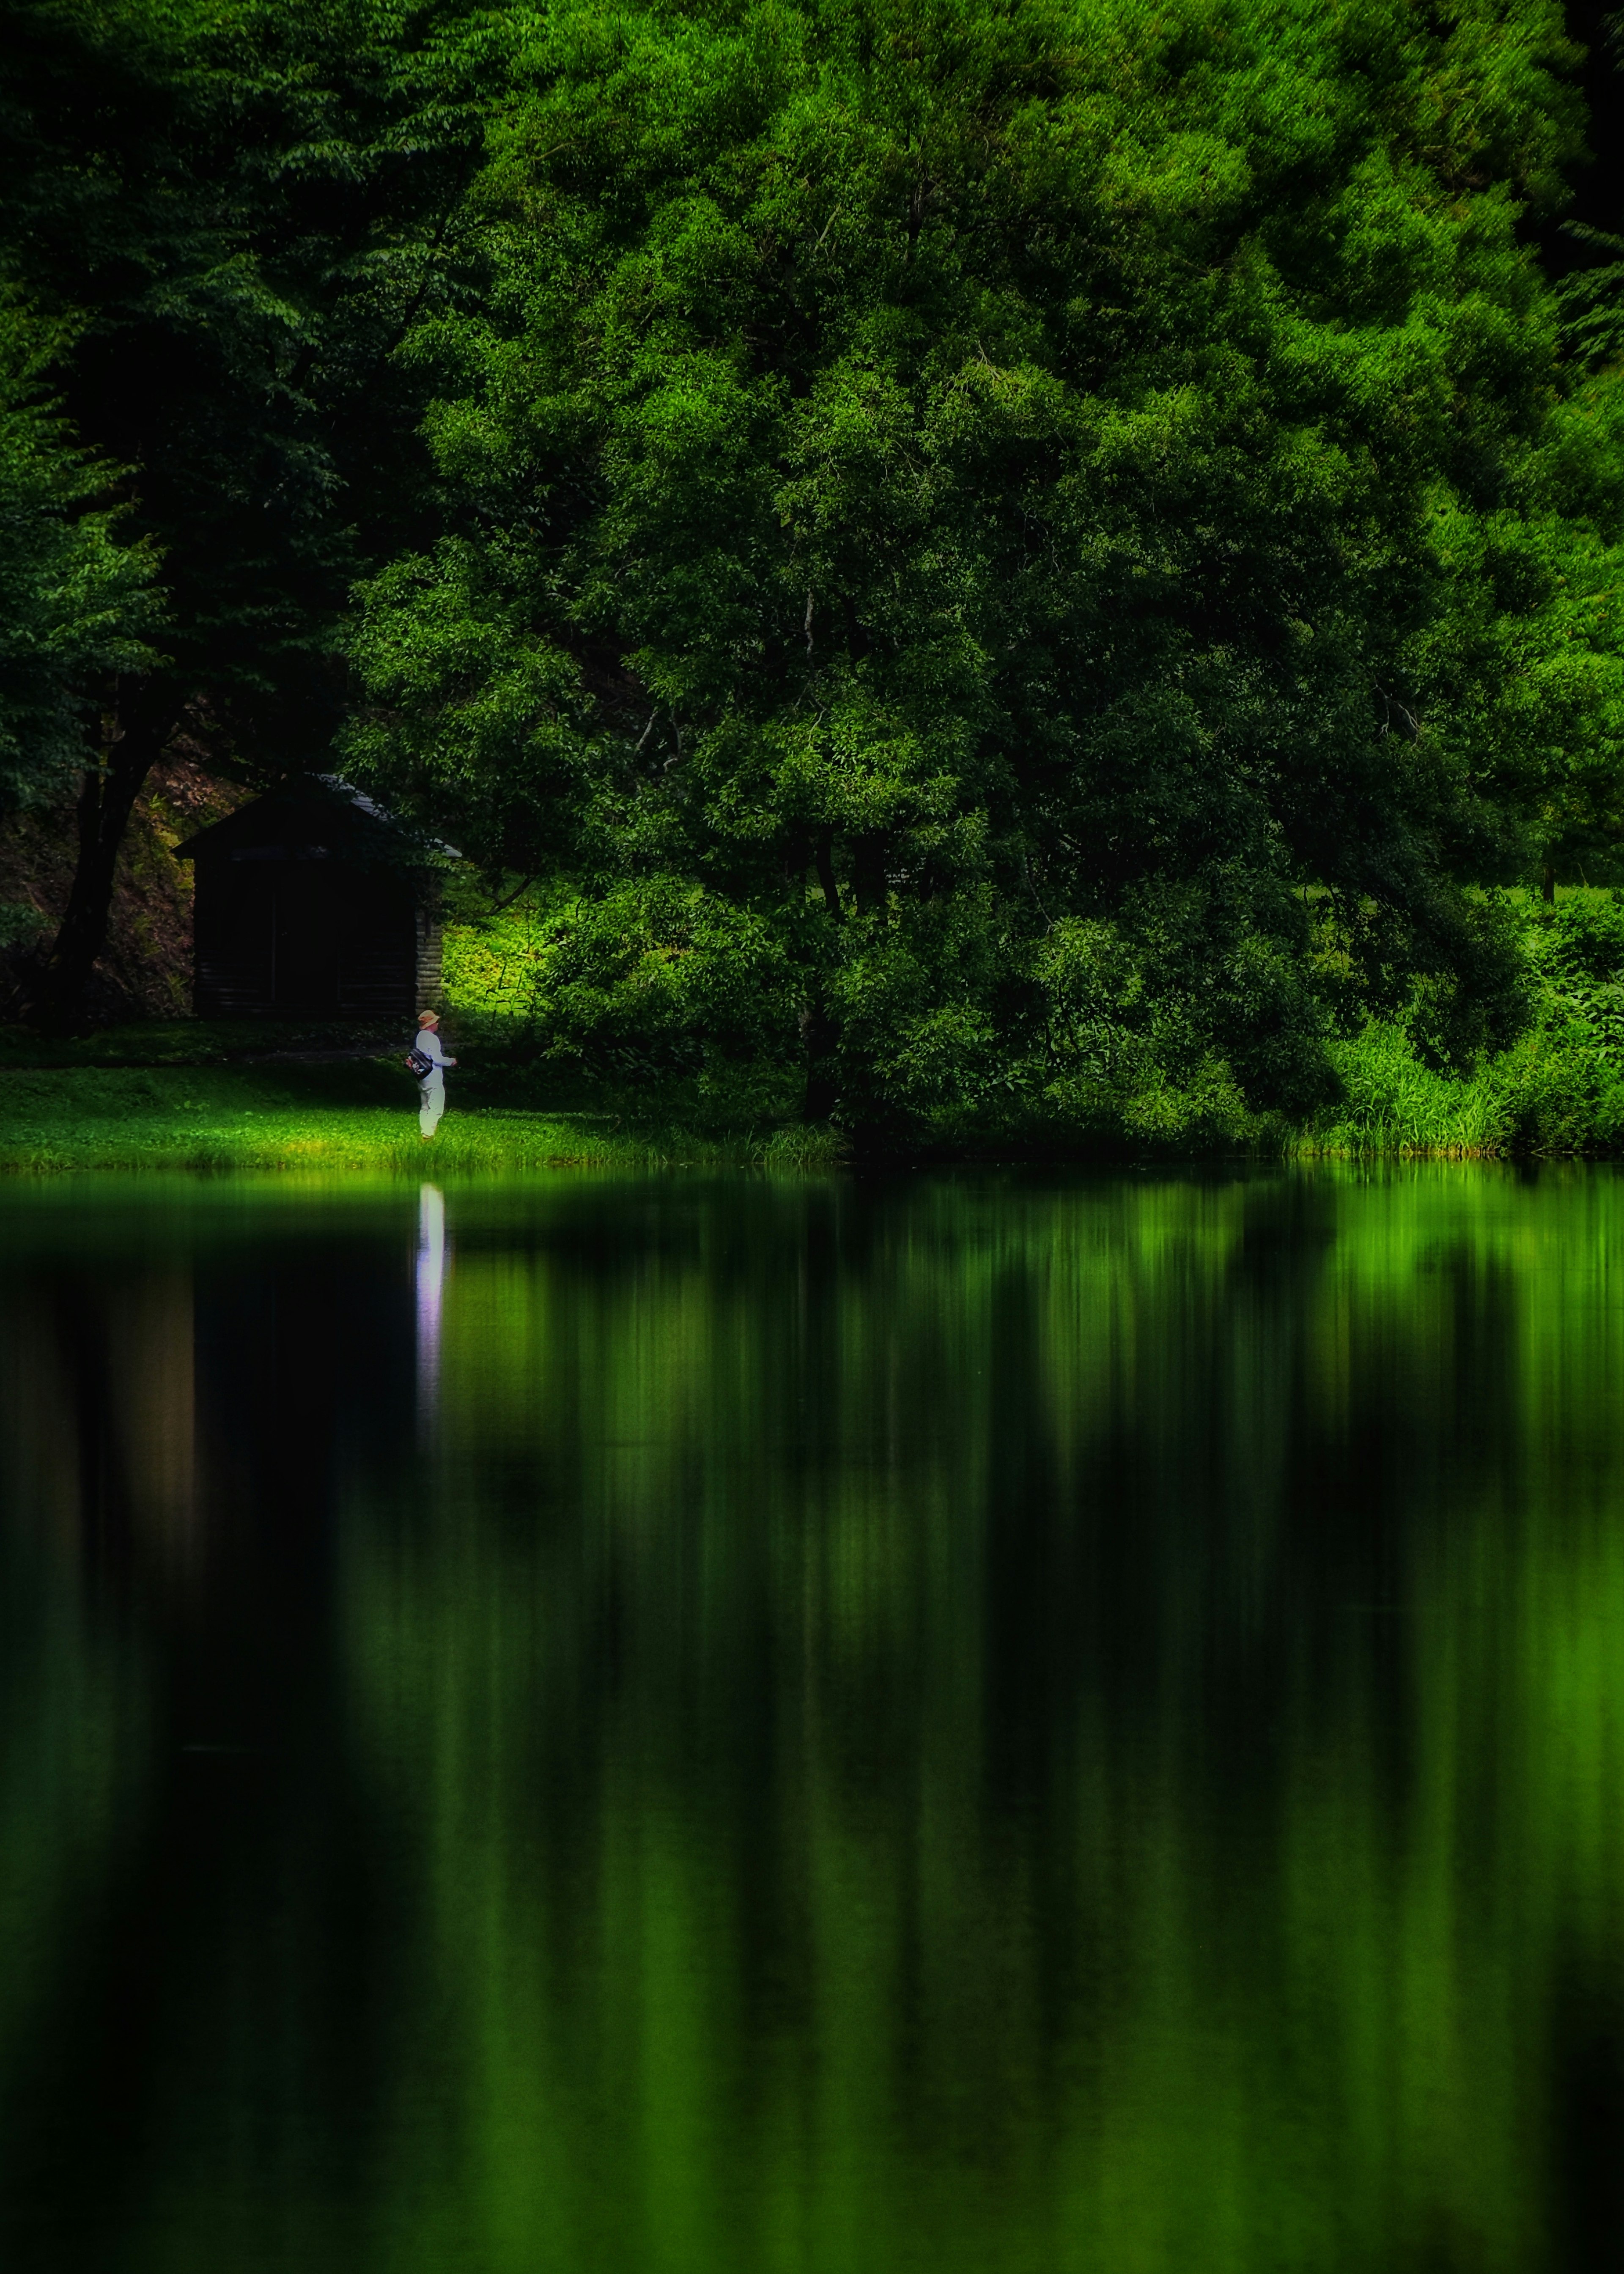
[{"xmin": 2, "ymin": 1165, "xmax": 1623, "ymax": 2272}]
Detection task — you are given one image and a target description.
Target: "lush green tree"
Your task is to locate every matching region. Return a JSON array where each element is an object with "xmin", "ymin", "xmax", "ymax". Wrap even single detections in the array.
[
  {"xmin": 0, "ymin": 0, "xmax": 485, "ymax": 1014},
  {"xmin": 0, "ymin": 293, "xmax": 158, "ymax": 812},
  {"xmin": 344, "ymin": 0, "xmax": 1614, "ymax": 1134}
]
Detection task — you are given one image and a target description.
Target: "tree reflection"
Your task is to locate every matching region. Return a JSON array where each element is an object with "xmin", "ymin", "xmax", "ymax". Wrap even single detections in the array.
[{"xmin": 2, "ymin": 1171, "xmax": 1624, "ymax": 2270}]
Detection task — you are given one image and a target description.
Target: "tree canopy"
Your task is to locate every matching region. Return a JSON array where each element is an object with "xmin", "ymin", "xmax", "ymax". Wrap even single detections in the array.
[
  {"xmin": 343, "ymin": 0, "xmax": 1624, "ymax": 1134},
  {"xmin": 0, "ymin": 294, "xmax": 157, "ymax": 808}
]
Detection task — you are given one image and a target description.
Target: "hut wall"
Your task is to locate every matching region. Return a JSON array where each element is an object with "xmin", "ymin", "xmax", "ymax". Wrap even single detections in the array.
[
  {"xmin": 414, "ymin": 907, "xmax": 444, "ymax": 1009},
  {"xmin": 194, "ymin": 851, "xmax": 420, "ymax": 1019},
  {"xmin": 334, "ymin": 868, "xmax": 420, "ymax": 1016},
  {"xmin": 194, "ymin": 860, "xmax": 276, "ymax": 1015}
]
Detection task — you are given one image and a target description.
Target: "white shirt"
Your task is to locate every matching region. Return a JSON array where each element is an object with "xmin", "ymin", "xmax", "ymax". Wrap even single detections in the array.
[{"xmin": 417, "ymin": 1028, "xmax": 449, "ymax": 1074}]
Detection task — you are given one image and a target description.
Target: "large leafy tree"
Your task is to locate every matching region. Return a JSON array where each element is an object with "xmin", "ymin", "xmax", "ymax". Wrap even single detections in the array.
[
  {"xmin": 348, "ymin": 0, "xmax": 1624, "ymax": 1134},
  {"xmin": 0, "ymin": 294, "xmax": 158, "ymax": 813},
  {"xmin": 0, "ymin": 0, "xmax": 485, "ymax": 1015}
]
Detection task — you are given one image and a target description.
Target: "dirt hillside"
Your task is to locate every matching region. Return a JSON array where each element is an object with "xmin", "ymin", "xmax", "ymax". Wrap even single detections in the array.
[{"xmin": 1, "ymin": 756, "xmax": 246, "ymax": 1020}]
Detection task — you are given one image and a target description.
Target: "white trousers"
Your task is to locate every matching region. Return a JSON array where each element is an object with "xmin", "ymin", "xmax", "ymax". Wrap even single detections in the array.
[{"xmin": 418, "ymin": 1074, "xmax": 445, "ymax": 1137}]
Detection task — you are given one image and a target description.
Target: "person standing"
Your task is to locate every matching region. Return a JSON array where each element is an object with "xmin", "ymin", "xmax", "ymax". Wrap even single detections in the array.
[{"xmin": 413, "ymin": 1011, "xmax": 456, "ymax": 1140}]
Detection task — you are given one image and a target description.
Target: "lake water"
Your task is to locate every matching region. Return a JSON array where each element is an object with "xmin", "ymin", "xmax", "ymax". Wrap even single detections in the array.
[{"xmin": 2, "ymin": 1166, "xmax": 1624, "ymax": 2272}]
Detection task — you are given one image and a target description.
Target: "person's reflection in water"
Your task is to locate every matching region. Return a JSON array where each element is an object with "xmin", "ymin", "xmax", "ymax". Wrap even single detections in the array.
[{"xmin": 416, "ymin": 1183, "xmax": 446, "ymax": 1434}]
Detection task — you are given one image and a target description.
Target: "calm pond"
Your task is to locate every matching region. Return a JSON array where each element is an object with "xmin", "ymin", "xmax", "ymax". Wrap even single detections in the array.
[{"xmin": 2, "ymin": 1166, "xmax": 1623, "ymax": 2272}]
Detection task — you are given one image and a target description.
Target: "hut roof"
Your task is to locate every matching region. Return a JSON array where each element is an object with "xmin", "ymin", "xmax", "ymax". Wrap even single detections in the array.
[{"xmin": 176, "ymin": 775, "xmax": 455, "ymax": 868}]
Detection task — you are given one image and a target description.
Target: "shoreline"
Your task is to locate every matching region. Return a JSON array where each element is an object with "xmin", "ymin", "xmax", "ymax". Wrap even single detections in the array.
[
  {"xmin": 0, "ymin": 1038, "xmax": 1608, "ymax": 1174},
  {"xmin": 0, "ymin": 1060, "xmax": 842, "ymax": 1175}
]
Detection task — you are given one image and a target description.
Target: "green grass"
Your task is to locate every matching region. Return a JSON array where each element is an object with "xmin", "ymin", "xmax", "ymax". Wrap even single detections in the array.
[
  {"xmin": 9, "ymin": 977, "xmax": 1624, "ymax": 1173},
  {"xmin": 1296, "ymin": 1025, "xmax": 1511, "ymax": 1159},
  {"xmin": 1294, "ymin": 1016, "xmax": 1624, "ymax": 1160},
  {"xmin": 0, "ymin": 1059, "xmax": 844, "ymax": 1175}
]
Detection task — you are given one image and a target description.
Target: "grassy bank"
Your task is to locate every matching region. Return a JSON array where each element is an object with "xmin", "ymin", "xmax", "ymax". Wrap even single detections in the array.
[
  {"xmin": 0, "ymin": 1056, "xmax": 840, "ymax": 1175},
  {"xmin": 1291, "ymin": 891, "xmax": 1624, "ymax": 1160},
  {"xmin": 0, "ymin": 1039, "xmax": 1613, "ymax": 1175},
  {"xmin": 1290, "ymin": 1026, "xmax": 1610, "ymax": 1160},
  {"xmin": 8, "ymin": 875, "xmax": 1624, "ymax": 1173},
  {"xmin": 0, "ymin": 1044, "xmax": 1585, "ymax": 1176}
]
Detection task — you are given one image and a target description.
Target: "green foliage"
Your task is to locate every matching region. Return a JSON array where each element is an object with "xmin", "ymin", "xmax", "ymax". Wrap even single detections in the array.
[
  {"xmin": 0, "ymin": 0, "xmax": 488, "ymax": 761},
  {"xmin": 1526, "ymin": 882, "xmax": 1624, "ymax": 1005},
  {"xmin": 448, "ymin": 879, "xmax": 809, "ymax": 1132},
  {"xmin": 1557, "ymin": 222, "xmax": 1624, "ymax": 371},
  {"xmin": 1308, "ymin": 1022, "xmax": 1512, "ymax": 1156},
  {"xmin": 1502, "ymin": 888, "xmax": 1624, "ymax": 1147},
  {"xmin": 0, "ymin": 295, "xmax": 158, "ymax": 806},
  {"xmin": 1300, "ymin": 890, "xmax": 1624, "ymax": 1156},
  {"xmin": 536, "ymin": 882, "xmax": 796, "ymax": 1080},
  {"xmin": 440, "ymin": 891, "xmax": 559, "ymax": 1022},
  {"xmin": 348, "ymin": 0, "xmax": 1624, "ymax": 1136},
  {"xmin": 0, "ymin": 901, "xmax": 49, "ymax": 947}
]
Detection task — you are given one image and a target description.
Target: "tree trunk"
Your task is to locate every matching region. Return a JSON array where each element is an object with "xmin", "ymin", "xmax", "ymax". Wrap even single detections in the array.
[
  {"xmin": 814, "ymin": 828, "xmax": 844, "ymax": 923},
  {"xmin": 1541, "ymin": 860, "xmax": 1556, "ymax": 906},
  {"xmin": 853, "ymin": 834, "xmax": 887, "ymax": 920},
  {"xmin": 33, "ymin": 677, "xmax": 182, "ymax": 1025},
  {"xmin": 802, "ymin": 986, "xmax": 839, "ymax": 1123},
  {"xmin": 804, "ymin": 832, "xmax": 845, "ymax": 1116}
]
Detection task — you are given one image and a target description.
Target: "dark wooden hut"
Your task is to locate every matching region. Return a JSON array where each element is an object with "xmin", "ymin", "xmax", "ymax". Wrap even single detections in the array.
[{"xmin": 176, "ymin": 778, "xmax": 445, "ymax": 1019}]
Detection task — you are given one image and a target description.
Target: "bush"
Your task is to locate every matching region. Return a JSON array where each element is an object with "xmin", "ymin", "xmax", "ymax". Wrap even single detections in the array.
[
  {"xmin": 439, "ymin": 875, "xmax": 1624, "ymax": 1160},
  {"xmin": 443, "ymin": 877, "xmax": 806, "ymax": 1129},
  {"xmin": 1306, "ymin": 1023, "xmax": 1509, "ymax": 1156},
  {"xmin": 1305, "ymin": 893, "xmax": 1624, "ymax": 1159}
]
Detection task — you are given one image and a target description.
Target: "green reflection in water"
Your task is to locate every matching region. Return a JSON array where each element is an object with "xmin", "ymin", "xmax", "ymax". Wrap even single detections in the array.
[{"xmin": 3, "ymin": 1168, "xmax": 1624, "ymax": 2271}]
